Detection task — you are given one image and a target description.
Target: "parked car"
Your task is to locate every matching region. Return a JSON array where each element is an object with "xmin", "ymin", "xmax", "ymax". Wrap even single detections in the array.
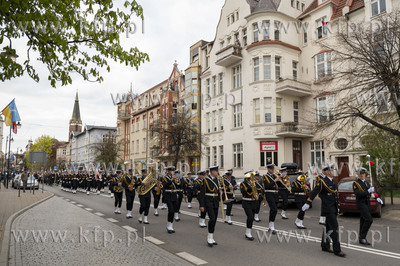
[
  {"xmin": 17, "ymin": 175, "xmax": 39, "ymax": 190},
  {"xmin": 233, "ymin": 177, "xmax": 244, "ymax": 202},
  {"xmin": 12, "ymin": 174, "xmax": 21, "ymax": 188},
  {"xmin": 338, "ymin": 177, "xmax": 385, "ymax": 218}
]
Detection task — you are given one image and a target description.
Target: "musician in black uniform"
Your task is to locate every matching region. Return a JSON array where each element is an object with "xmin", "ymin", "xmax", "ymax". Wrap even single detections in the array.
[
  {"xmin": 111, "ymin": 170, "xmax": 124, "ymax": 214},
  {"xmin": 278, "ymin": 167, "xmax": 289, "ymax": 219},
  {"xmin": 195, "ymin": 170, "xmax": 207, "ymax": 228},
  {"xmin": 302, "ymin": 164, "xmax": 346, "ymax": 257},
  {"xmin": 316, "ymin": 171, "xmax": 326, "ymax": 225},
  {"xmin": 184, "ymin": 172, "xmax": 194, "ymax": 209},
  {"xmin": 291, "ymin": 173, "xmax": 309, "ymax": 229},
  {"xmin": 161, "ymin": 166, "xmax": 179, "ymax": 233},
  {"xmin": 353, "ymin": 167, "xmax": 383, "ymax": 245},
  {"xmin": 123, "ymin": 169, "xmax": 136, "ymax": 219},
  {"xmin": 223, "ymin": 171, "xmax": 236, "ymax": 225},
  {"xmin": 254, "ymin": 172, "xmax": 264, "ymax": 222},
  {"xmin": 199, "ymin": 165, "xmax": 221, "ymax": 247},
  {"xmin": 263, "ymin": 164, "xmax": 280, "ymax": 234},
  {"xmin": 174, "ymin": 170, "xmax": 184, "ymax": 222},
  {"xmin": 137, "ymin": 168, "xmax": 151, "ymax": 224},
  {"xmin": 152, "ymin": 175, "xmax": 162, "ymax": 216},
  {"xmin": 241, "ymin": 170, "xmax": 259, "ymax": 240}
]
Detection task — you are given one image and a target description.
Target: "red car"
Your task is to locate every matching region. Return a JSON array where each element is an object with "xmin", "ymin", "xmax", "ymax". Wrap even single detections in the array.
[{"xmin": 338, "ymin": 177, "xmax": 385, "ymax": 218}]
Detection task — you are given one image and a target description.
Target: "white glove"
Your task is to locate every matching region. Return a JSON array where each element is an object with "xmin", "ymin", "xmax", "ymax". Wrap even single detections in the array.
[
  {"xmin": 377, "ymin": 198, "xmax": 383, "ymax": 205},
  {"xmin": 302, "ymin": 203, "xmax": 310, "ymax": 212},
  {"xmin": 368, "ymin": 187, "xmax": 375, "ymax": 193}
]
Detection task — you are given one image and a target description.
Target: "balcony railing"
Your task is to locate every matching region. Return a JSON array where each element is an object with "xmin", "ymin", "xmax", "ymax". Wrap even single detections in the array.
[
  {"xmin": 118, "ymin": 111, "xmax": 130, "ymax": 121},
  {"xmin": 215, "ymin": 45, "xmax": 242, "ymax": 67},
  {"xmin": 275, "ymin": 77, "xmax": 312, "ymax": 97},
  {"xmin": 276, "ymin": 122, "xmax": 314, "ymax": 138}
]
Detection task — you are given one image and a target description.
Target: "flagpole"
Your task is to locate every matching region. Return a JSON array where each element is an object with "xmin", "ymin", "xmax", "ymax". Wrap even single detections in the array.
[
  {"xmin": 366, "ymin": 154, "xmax": 372, "ymax": 184},
  {"xmin": 6, "ymin": 126, "xmax": 12, "ymax": 188}
]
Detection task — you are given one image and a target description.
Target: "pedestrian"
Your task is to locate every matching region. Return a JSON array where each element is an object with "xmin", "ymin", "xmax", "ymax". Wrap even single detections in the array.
[{"xmin": 21, "ymin": 170, "xmax": 28, "ymax": 192}]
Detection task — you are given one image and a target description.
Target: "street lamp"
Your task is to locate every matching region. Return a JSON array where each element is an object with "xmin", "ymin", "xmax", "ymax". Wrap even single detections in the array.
[{"xmin": 1, "ymin": 36, "xmax": 18, "ymax": 62}]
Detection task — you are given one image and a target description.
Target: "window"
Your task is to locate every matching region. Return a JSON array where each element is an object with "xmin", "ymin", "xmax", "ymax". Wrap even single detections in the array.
[
  {"xmin": 294, "ymin": 101, "xmax": 299, "ymax": 123},
  {"xmin": 131, "ymin": 120, "xmax": 135, "ymax": 133},
  {"xmin": 242, "ymin": 28, "xmax": 247, "ymax": 46},
  {"xmin": 220, "ymin": 41, "xmax": 225, "ymax": 49},
  {"xmin": 236, "ymin": 11, "xmax": 239, "ymax": 21},
  {"xmin": 301, "ymin": 3, "xmax": 305, "ymax": 11},
  {"xmin": 253, "ymin": 23, "xmax": 259, "ymax": 42},
  {"xmin": 275, "ymin": 56, "xmax": 281, "ymax": 80},
  {"xmin": 233, "ymin": 104, "xmax": 242, "ymax": 128},
  {"xmin": 311, "ymin": 141, "xmax": 325, "ymax": 168},
  {"xmin": 143, "ymin": 115, "xmax": 147, "ymax": 129},
  {"xmin": 253, "ymin": 57, "xmax": 260, "ymax": 81},
  {"xmin": 276, "ymin": 98, "xmax": 282, "ymax": 123},
  {"xmin": 263, "ymin": 56, "xmax": 271, "ymax": 80},
  {"xmin": 315, "ymin": 52, "xmax": 332, "ymax": 79},
  {"xmin": 316, "ymin": 95, "xmax": 335, "ymax": 122},
  {"xmin": 264, "ymin": 97, "xmax": 272, "ymax": 123},
  {"xmin": 233, "ymin": 143, "xmax": 243, "ymax": 168},
  {"xmin": 206, "ymin": 147, "xmax": 211, "ymax": 168},
  {"xmin": 206, "ymin": 79, "xmax": 210, "ymax": 95},
  {"xmin": 260, "ymin": 151, "xmax": 278, "ymax": 167},
  {"xmin": 227, "ymin": 17, "xmax": 230, "ymax": 26},
  {"xmin": 212, "ymin": 146, "xmax": 217, "ymax": 166},
  {"xmin": 262, "ymin": 21, "xmax": 270, "ymax": 40},
  {"xmin": 335, "ymin": 138, "xmax": 348, "ymax": 150},
  {"xmin": 143, "ymin": 138, "xmax": 146, "ymax": 152},
  {"xmin": 233, "ymin": 64, "xmax": 242, "ymax": 88},
  {"xmin": 231, "ymin": 14, "xmax": 235, "ymax": 23},
  {"xmin": 274, "ymin": 21, "xmax": 280, "ymax": 41},
  {"xmin": 303, "ymin": 31, "xmax": 308, "ymax": 46},
  {"xmin": 292, "ymin": 61, "xmax": 298, "ymax": 80},
  {"xmin": 136, "ymin": 140, "xmax": 139, "ymax": 153},
  {"xmin": 219, "ymin": 145, "xmax": 224, "ymax": 168},
  {"xmin": 297, "ymin": 1, "xmax": 300, "ymax": 9},
  {"xmin": 227, "ymin": 36, "xmax": 232, "ymax": 45},
  {"xmin": 316, "ymin": 17, "xmax": 328, "ymax": 39},
  {"xmin": 212, "ymin": 111, "xmax": 217, "ymax": 132},
  {"xmin": 372, "ymin": 0, "xmax": 386, "ymax": 16},
  {"xmin": 212, "ymin": 76, "xmax": 217, "ymax": 96},
  {"xmin": 136, "ymin": 118, "xmax": 140, "ymax": 131},
  {"xmin": 253, "ymin": 99, "xmax": 260, "ymax": 123},
  {"xmin": 219, "ymin": 109, "xmax": 224, "ymax": 130},
  {"xmin": 218, "ymin": 73, "xmax": 223, "ymax": 94},
  {"xmin": 206, "ymin": 113, "xmax": 211, "ymax": 133},
  {"xmin": 291, "ymin": 0, "xmax": 295, "ymax": 7}
]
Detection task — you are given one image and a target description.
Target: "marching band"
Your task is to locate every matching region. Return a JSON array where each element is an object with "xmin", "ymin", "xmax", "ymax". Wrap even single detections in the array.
[{"xmin": 54, "ymin": 162, "xmax": 383, "ymax": 256}]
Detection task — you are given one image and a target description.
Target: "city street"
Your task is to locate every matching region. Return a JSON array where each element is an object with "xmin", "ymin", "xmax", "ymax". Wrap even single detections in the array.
[{"xmin": 33, "ymin": 185, "xmax": 400, "ymax": 265}]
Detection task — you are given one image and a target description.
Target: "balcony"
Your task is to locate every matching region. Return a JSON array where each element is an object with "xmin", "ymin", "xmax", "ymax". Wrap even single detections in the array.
[
  {"xmin": 276, "ymin": 122, "xmax": 314, "ymax": 138},
  {"xmin": 215, "ymin": 45, "xmax": 242, "ymax": 67},
  {"xmin": 275, "ymin": 77, "xmax": 312, "ymax": 97},
  {"xmin": 118, "ymin": 111, "xmax": 130, "ymax": 121}
]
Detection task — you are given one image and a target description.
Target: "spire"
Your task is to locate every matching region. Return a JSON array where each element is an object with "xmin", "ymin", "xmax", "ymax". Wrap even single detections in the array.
[{"xmin": 70, "ymin": 90, "xmax": 82, "ymax": 123}]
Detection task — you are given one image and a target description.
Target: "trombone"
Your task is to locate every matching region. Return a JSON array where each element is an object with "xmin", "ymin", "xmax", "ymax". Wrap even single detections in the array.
[
  {"xmin": 217, "ymin": 174, "xmax": 228, "ymax": 222},
  {"xmin": 274, "ymin": 170, "xmax": 292, "ymax": 193}
]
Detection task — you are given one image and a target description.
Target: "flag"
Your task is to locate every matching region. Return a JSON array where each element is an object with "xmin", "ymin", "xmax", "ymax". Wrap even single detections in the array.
[
  {"xmin": 1, "ymin": 99, "xmax": 21, "ymax": 133},
  {"xmin": 367, "ymin": 160, "xmax": 374, "ymax": 166}
]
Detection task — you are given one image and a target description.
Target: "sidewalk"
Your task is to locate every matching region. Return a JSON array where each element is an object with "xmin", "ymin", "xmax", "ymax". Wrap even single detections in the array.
[
  {"xmin": 382, "ymin": 197, "xmax": 400, "ymax": 221},
  {"xmin": 7, "ymin": 196, "xmax": 190, "ymax": 265},
  {"xmin": 0, "ymin": 188, "xmax": 52, "ymax": 251}
]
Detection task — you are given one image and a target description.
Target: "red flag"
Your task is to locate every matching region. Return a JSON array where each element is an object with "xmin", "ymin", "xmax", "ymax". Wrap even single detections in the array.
[
  {"xmin": 368, "ymin": 161, "xmax": 374, "ymax": 166},
  {"xmin": 12, "ymin": 121, "xmax": 17, "ymax": 134}
]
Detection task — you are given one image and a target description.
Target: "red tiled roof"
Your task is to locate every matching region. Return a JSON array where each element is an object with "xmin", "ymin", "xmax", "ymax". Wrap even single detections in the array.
[
  {"xmin": 246, "ymin": 40, "xmax": 301, "ymax": 52},
  {"xmin": 313, "ymin": 49, "xmax": 332, "ymax": 57},
  {"xmin": 331, "ymin": 0, "xmax": 365, "ymax": 20}
]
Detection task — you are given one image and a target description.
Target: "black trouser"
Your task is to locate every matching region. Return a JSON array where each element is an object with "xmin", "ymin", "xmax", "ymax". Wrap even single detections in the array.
[
  {"xmin": 177, "ymin": 192, "xmax": 183, "ymax": 211},
  {"xmin": 295, "ymin": 196, "xmax": 307, "ymax": 220},
  {"xmin": 358, "ymin": 203, "xmax": 373, "ymax": 240},
  {"xmin": 139, "ymin": 195, "xmax": 151, "ymax": 216},
  {"xmin": 97, "ymin": 180, "xmax": 102, "ymax": 191},
  {"xmin": 152, "ymin": 190, "xmax": 161, "ymax": 209},
  {"xmin": 255, "ymin": 196, "xmax": 263, "ymax": 214},
  {"xmin": 321, "ymin": 212, "xmax": 341, "ymax": 253},
  {"xmin": 266, "ymin": 192, "xmax": 278, "ymax": 222},
  {"xmin": 204, "ymin": 196, "xmax": 219, "ymax": 233},
  {"xmin": 225, "ymin": 201, "xmax": 233, "ymax": 216},
  {"xmin": 242, "ymin": 200, "xmax": 258, "ymax": 228},
  {"xmin": 164, "ymin": 192, "xmax": 178, "ymax": 222},
  {"xmin": 72, "ymin": 179, "xmax": 78, "ymax": 190},
  {"xmin": 125, "ymin": 190, "xmax": 135, "ymax": 211},
  {"xmin": 279, "ymin": 189, "xmax": 289, "ymax": 211},
  {"xmin": 87, "ymin": 180, "xmax": 92, "ymax": 191},
  {"xmin": 187, "ymin": 188, "xmax": 193, "ymax": 203},
  {"xmin": 114, "ymin": 191, "xmax": 123, "ymax": 208},
  {"xmin": 197, "ymin": 194, "xmax": 206, "ymax": 218}
]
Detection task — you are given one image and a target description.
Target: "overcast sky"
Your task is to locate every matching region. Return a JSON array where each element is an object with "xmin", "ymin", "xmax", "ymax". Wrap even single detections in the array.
[{"xmin": 1, "ymin": 0, "xmax": 225, "ymax": 154}]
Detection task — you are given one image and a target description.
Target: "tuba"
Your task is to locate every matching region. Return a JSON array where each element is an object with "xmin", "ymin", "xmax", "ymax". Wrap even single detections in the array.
[
  {"xmin": 137, "ymin": 168, "xmax": 157, "ymax": 195},
  {"xmin": 113, "ymin": 174, "xmax": 125, "ymax": 193},
  {"xmin": 297, "ymin": 174, "xmax": 310, "ymax": 193},
  {"xmin": 245, "ymin": 171, "xmax": 258, "ymax": 201}
]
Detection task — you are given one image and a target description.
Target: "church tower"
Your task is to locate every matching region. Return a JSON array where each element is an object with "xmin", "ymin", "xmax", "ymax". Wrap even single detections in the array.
[{"xmin": 69, "ymin": 91, "xmax": 82, "ymax": 140}]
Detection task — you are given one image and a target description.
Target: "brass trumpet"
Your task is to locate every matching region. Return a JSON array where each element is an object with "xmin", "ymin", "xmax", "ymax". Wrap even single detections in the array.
[
  {"xmin": 297, "ymin": 174, "xmax": 310, "ymax": 193},
  {"xmin": 274, "ymin": 170, "xmax": 292, "ymax": 193}
]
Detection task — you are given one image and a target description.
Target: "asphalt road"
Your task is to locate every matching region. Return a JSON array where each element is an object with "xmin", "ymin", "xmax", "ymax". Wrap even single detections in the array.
[{"xmin": 43, "ymin": 185, "xmax": 400, "ymax": 266}]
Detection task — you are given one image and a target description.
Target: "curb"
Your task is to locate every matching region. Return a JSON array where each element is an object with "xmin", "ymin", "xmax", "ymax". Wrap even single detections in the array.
[{"xmin": 0, "ymin": 193, "xmax": 54, "ymax": 266}]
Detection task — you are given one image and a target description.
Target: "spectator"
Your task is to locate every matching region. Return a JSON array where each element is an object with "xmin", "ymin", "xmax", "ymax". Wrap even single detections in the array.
[{"xmin": 21, "ymin": 170, "xmax": 28, "ymax": 192}]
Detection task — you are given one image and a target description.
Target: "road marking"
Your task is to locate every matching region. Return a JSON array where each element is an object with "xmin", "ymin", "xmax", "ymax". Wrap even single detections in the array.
[
  {"xmin": 145, "ymin": 236, "xmax": 165, "ymax": 245},
  {"xmin": 122, "ymin": 225, "xmax": 137, "ymax": 232},
  {"xmin": 65, "ymin": 199, "xmax": 70, "ymax": 201},
  {"xmin": 94, "ymin": 212, "xmax": 105, "ymax": 217},
  {"xmin": 107, "ymin": 218, "xmax": 118, "ymax": 223},
  {"xmin": 85, "ymin": 208, "xmax": 93, "ymax": 211},
  {"xmin": 176, "ymin": 252, "xmax": 207, "ymax": 265},
  {"xmin": 77, "ymin": 204, "xmax": 84, "ymax": 207},
  {"xmin": 70, "ymin": 201, "xmax": 76, "ymax": 204}
]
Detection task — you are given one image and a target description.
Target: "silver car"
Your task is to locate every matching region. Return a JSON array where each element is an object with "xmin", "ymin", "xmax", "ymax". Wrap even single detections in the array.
[{"xmin": 18, "ymin": 175, "xmax": 39, "ymax": 189}]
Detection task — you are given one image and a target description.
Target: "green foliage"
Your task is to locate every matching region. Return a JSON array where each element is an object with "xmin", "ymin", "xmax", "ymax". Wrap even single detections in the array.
[{"xmin": 0, "ymin": 0, "xmax": 149, "ymax": 87}]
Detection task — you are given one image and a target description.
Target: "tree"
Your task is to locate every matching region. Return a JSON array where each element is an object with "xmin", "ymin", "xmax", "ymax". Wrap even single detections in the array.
[
  {"xmin": 93, "ymin": 131, "xmax": 123, "ymax": 167},
  {"xmin": 152, "ymin": 112, "xmax": 202, "ymax": 168},
  {"xmin": 360, "ymin": 127, "xmax": 400, "ymax": 205},
  {"xmin": 0, "ymin": 0, "xmax": 149, "ymax": 87},
  {"xmin": 26, "ymin": 135, "xmax": 53, "ymax": 170},
  {"xmin": 314, "ymin": 10, "xmax": 400, "ymax": 138}
]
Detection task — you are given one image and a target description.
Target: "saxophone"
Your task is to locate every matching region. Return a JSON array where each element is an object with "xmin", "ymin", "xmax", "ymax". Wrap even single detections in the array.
[
  {"xmin": 125, "ymin": 174, "xmax": 135, "ymax": 191},
  {"xmin": 113, "ymin": 174, "xmax": 124, "ymax": 193}
]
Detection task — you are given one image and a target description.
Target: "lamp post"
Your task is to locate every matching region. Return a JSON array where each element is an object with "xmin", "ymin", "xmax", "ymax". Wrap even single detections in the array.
[{"xmin": 6, "ymin": 122, "xmax": 21, "ymax": 188}]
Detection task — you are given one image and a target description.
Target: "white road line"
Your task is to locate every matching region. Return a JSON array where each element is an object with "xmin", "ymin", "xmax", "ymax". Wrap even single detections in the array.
[
  {"xmin": 85, "ymin": 208, "xmax": 93, "ymax": 211},
  {"xmin": 107, "ymin": 218, "xmax": 118, "ymax": 223},
  {"xmin": 145, "ymin": 236, "xmax": 165, "ymax": 245},
  {"xmin": 176, "ymin": 252, "xmax": 207, "ymax": 265},
  {"xmin": 179, "ymin": 210, "xmax": 400, "ymax": 260},
  {"xmin": 94, "ymin": 212, "xmax": 105, "ymax": 217},
  {"xmin": 70, "ymin": 201, "xmax": 76, "ymax": 204},
  {"xmin": 65, "ymin": 199, "xmax": 70, "ymax": 201},
  {"xmin": 77, "ymin": 204, "xmax": 84, "ymax": 207},
  {"xmin": 122, "ymin": 225, "xmax": 137, "ymax": 232}
]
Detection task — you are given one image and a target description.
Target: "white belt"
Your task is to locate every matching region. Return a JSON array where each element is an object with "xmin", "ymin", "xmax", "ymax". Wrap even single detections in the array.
[
  {"xmin": 265, "ymin": 190, "xmax": 278, "ymax": 193},
  {"xmin": 164, "ymin": 189, "xmax": 176, "ymax": 192},
  {"xmin": 242, "ymin": 198, "xmax": 256, "ymax": 201},
  {"xmin": 205, "ymin": 193, "xmax": 218, "ymax": 197},
  {"xmin": 294, "ymin": 193, "xmax": 306, "ymax": 195}
]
